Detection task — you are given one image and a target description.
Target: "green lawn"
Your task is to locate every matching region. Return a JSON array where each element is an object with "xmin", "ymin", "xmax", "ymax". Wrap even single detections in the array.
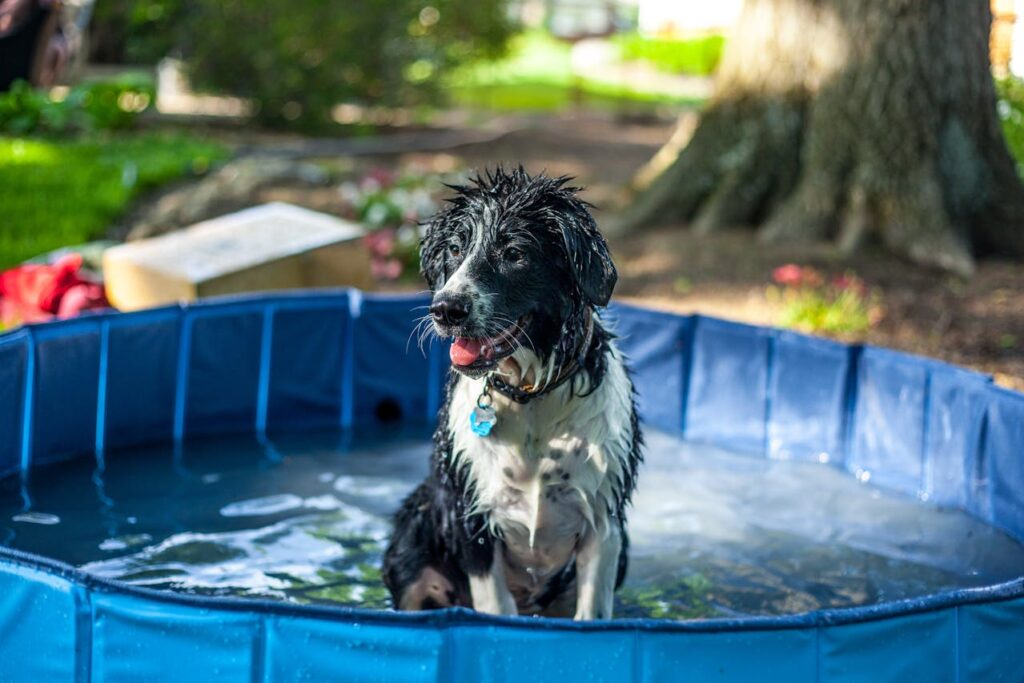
[
  {"xmin": 613, "ymin": 32, "xmax": 725, "ymax": 76},
  {"xmin": 0, "ymin": 133, "xmax": 228, "ymax": 268},
  {"xmin": 448, "ymin": 30, "xmax": 710, "ymax": 113}
]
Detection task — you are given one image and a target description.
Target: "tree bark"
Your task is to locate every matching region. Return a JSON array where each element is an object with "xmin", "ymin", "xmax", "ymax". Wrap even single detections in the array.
[{"xmin": 611, "ymin": 0, "xmax": 1024, "ymax": 276}]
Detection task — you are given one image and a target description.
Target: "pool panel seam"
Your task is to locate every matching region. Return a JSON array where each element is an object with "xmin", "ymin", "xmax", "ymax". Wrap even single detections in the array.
[
  {"xmin": 814, "ymin": 624, "xmax": 821, "ymax": 683},
  {"xmin": 920, "ymin": 369, "xmax": 933, "ymax": 500},
  {"xmin": 953, "ymin": 604, "xmax": 961, "ymax": 683},
  {"xmin": 255, "ymin": 306, "xmax": 276, "ymax": 440},
  {"xmin": 678, "ymin": 315, "xmax": 696, "ymax": 436},
  {"xmin": 173, "ymin": 310, "xmax": 193, "ymax": 444},
  {"xmin": 94, "ymin": 321, "xmax": 110, "ymax": 468},
  {"xmin": 340, "ymin": 291, "xmax": 361, "ymax": 429},
  {"xmin": 839, "ymin": 345, "xmax": 863, "ymax": 471},
  {"xmin": 763, "ymin": 329, "xmax": 776, "ymax": 459},
  {"xmin": 18, "ymin": 328, "xmax": 35, "ymax": 480},
  {"xmin": 74, "ymin": 583, "xmax": 93, "ymax": 683},
  {"xmin": 251, "ymin": 613, "xmax": 268, "ymax": 683}
]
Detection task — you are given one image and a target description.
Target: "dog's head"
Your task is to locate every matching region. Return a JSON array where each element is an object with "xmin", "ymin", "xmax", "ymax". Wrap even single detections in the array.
[{"xmin": 420, "ymin": 166, "xmax": 616, "ymax": 379}]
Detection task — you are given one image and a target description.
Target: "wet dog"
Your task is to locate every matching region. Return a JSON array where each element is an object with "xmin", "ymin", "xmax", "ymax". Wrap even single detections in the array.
[{"xmin": 382, "ymin": 167, "xmax": 642, "ymax": 619}]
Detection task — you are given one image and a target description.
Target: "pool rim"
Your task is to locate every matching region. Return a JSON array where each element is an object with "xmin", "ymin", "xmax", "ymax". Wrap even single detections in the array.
[{"xmin": 0, "ymin": 543, "xmax": 1022, "ymax": 632}]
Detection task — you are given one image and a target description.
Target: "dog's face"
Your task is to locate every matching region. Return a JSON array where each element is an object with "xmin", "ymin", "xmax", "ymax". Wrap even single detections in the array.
[{"xmin": 420, "ymin": 168, "xmax": 616, "ymax": 378}]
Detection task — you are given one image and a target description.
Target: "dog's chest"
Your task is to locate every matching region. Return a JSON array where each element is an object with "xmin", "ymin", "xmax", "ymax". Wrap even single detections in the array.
[
  {"xmin": 448, "ymin": 362, "xmax": 633, "ymax": 585},
  {"xmin": 481, "ymin": 433, "xmax": 595, "ymax": 581}
]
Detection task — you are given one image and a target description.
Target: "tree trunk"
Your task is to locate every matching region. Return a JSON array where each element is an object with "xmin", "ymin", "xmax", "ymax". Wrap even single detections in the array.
[{"xmin": 611, "ymin": 0, "xmax": 1024, "ymax": 276}]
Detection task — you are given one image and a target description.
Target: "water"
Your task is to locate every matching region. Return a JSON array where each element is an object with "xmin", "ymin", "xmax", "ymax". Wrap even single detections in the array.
[{"xmin": 1, "ymin": 426, "xmax": 1021, "ymax": 620}]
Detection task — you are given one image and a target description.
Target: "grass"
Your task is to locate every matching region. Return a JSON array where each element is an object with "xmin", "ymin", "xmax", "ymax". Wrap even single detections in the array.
[
  {"xmin": 767, "ymin": 266, "xmax": 881, "ymax": 337},
  {"xmin": 0, "ymin": 133, "xmax": 229, "ymax": 268},
  {"xmin": 613, "ymin": 32, "xmax": 725, "ymax": 76},
  {"xmin": 448, "ymin": 30, "xmax": 707, "ymax": 113}
]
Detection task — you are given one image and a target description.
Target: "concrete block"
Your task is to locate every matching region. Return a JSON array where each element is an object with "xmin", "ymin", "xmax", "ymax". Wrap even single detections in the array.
[{"xmin": 103, "ymin": 203, "xmax": 373, "ymax": 310}]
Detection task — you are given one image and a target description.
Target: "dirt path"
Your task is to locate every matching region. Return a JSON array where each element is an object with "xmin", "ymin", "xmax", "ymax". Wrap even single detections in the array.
[{"xmin": 164, "ymin": 112, "xmax": 1024, "ymax": 389}]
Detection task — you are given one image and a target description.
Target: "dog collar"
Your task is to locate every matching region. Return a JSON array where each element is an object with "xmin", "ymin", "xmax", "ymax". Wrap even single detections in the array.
[
  {"xmin": 485, "ymin": 309, "xmax": 595, "ymax": 406},
  {"xmin": 469, "ymin": 313, "xmax": 594, "ymax": 437}
]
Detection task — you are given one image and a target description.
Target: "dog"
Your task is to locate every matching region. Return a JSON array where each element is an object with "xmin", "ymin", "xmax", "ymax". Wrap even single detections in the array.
[{"xmin": 382, "ymin": 167, "xmax": 642, "ymax": 620}]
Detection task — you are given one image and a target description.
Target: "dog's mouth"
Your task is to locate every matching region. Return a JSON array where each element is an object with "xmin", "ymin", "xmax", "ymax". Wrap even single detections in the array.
[{"xmin": 448, "ymin": 314, "xmax": 532, "ymax": 373}]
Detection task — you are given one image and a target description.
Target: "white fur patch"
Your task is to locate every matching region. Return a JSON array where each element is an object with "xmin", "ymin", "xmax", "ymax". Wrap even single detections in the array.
[
  {"xmin": 448, "ymin": 339, "xmax": 635, "ymax": 616},
  {"xmin": 468, "ymin": 543, "xmax": 518, "ymax": 615},
  {"xmin": 436, "ymin": 221, "xmax": 495, "ymax": 323}
]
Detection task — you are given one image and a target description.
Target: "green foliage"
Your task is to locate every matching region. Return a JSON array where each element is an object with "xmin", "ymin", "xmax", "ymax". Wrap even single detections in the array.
[
  {"xmin": 88, "ymin": 0, "xmax": 187, "ymax": 64},
  {"xmin": 449, "ymin": 30, "xmax": 706, "ymax": 112},
  {"xmin": 453, "ymin": 30, "xmax": 573, "ymax": 88},
  {"xmin": 996, "ymin": 77, "xmax": 1024, "ymax": 177},
  {"xmin": 0, "ymin": 75, "xmax": 155, "ymax": 135},
  {"xmin": 613, "ymin": 32, "xmax": 726, "ymax": 76},
  {"xmin": 181, "ymin": 0, "xmax": 515, "ymax": 129},
  {"xmin": 340, "ymin": 166, "xmax": 458, "ymax": 281},
  {"xmin": 768, "ymin": 265, "xmax": 881, "ymax": 337},
  {"xmin": 0, "ymin": 133, "xmax": 228, "ymax": 268}
]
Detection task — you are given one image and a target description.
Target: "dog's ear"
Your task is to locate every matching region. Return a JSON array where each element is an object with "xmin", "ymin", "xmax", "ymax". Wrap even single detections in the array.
[{"xmin": 560, "ymin": 210, "xmax": 617, "ymax": 307}]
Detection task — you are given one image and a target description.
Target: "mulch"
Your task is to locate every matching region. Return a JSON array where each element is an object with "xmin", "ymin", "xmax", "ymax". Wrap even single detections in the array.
[{"xmin": 158, "ymin": 112, "xmax": 1024, "ymax": 389}]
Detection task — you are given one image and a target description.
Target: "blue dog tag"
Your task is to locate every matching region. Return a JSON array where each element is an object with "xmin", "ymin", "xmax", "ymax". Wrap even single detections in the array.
[{"xmin": 470, "ymin": 405, "xmax": 497, "ymax": 437}]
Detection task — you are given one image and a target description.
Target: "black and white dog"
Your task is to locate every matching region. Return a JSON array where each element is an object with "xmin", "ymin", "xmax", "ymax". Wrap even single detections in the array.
[{"xmin": 382, "ymin": 167, "xmax": 642, "ymax": 620}]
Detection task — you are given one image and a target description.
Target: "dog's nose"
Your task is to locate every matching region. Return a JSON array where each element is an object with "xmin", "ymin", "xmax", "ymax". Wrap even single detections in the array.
[{"xmin": 430, "ymin": 297, "xmax": 471, "ymax": 326}]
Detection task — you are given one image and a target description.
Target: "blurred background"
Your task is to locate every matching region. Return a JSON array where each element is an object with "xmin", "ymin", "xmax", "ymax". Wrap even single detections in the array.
[{"xmin": 1, "ymin": 0, "xmax": 1022, "ymax": 389}]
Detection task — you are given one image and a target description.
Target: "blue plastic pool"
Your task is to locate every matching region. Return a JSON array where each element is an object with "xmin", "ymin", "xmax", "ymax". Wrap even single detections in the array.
[{"xmin": 1, "ymin": 290, "xmax": 1022, "ymax": 682}]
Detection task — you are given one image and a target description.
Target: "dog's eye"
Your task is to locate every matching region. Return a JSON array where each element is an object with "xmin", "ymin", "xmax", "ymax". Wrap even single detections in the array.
[
  {"xmin": 504, "ymin": 247, "xmax": 525, "ymax": 263},
  {"xmin": 448, "ymin": 243, "xmax": 462, "ymax": 257}
]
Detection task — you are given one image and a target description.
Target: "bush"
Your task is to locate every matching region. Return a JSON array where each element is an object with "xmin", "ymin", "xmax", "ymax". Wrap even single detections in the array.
[
  {"xmin": 181, "ymin": 0, "xmax": 515, "ymax": 129},
  {"xmin": 88, "ymin": 0, "xmax": 187, "ymax": 64},
  {"xmin": 0, "ymin": 74, "xmax": 155, "ymax": 135},
  {"xmin": 338, "ymin": 166, "xmax": 460, "ymax": 282},
  {"xmin": 767, "ymin": 265, "xmax": 883, "ymax": 337},
  {"xmin": 614, "ymin": 32, "xmax": 725, "ymax": 76},
  {"xmin": 996, "ymin": 77, "xmax": 1024, "ymax": 177}
]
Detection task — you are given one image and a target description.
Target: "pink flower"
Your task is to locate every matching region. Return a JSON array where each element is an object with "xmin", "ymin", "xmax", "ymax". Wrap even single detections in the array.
[
  {"xmin": 772, "ymin": 264, "xmax": 804, "ymax": 286},
  {"xmin": 366, "ymin": 167, "xmax": 396, "ymax": 188},
  {"xmin": 832, "ymin": 273, "xmax": 867, "ymax": 296},
  {"xmin": 364, "ymin": 230, "xmax": 396, "ymax": 258},
  {"xmin": 371, "ymin": 258, "xmax": 403, "ymax": 281}
]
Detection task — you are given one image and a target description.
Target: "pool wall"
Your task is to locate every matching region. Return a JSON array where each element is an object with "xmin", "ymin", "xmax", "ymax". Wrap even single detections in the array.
[{"xmin": 0, "ymin": 290, "xmax": 1021, "ymax": 682}]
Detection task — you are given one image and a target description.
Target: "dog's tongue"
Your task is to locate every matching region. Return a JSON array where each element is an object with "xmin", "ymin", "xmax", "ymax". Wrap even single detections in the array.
[{"xmin": 450, "ymin": 337, "xmax": 482, "ymax": 366}]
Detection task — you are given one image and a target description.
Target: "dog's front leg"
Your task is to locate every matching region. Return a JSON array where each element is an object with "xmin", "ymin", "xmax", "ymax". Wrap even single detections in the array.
[
  {"xmin": 468, "ymin": 541, "xmax": 518, "ymax": 616},
  {"xmin": 574, "ymin": 522, "xmax": 621, "ymax": 620}
]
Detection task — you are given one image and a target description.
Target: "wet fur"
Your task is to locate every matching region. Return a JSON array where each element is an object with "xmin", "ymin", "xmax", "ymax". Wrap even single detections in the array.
[{"xmin": 382, "ymin": 167, "xmax": 642, "ymax": 619}]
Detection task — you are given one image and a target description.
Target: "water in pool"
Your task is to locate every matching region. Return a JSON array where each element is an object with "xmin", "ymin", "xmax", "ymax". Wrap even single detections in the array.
[{"xmin": 2, "ymin": 426, "xmax": 1022, "ymax": 620}]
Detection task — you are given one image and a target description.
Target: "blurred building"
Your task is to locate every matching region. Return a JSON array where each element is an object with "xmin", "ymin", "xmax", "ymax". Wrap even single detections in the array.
[
  {"xmin": 637, "ymin": 0, "xmax": 742, "ymax": 38},
  {"xmin": 517, "ymin": 0, "xmax": 744, "ymax": 39},
  {"xmin": 511, "ymin": 0, "xmax": 1024, "ymax": 78},
  {"xmin": 506, "ymin": 0, "xmax": 629, "ymax": 39},
  {"xmin": 1001, "ymin": 0, "xmax": 1024, "ymax": 77}
]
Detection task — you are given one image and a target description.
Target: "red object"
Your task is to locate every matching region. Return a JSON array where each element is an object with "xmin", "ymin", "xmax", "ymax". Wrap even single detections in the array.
[
  {"xmin": 0, "ymin": 254, "xmax": 109, "ymax": 328},
  {"xmin": 772, "ymin": 264, "xmax": 804, "ymax": 286}
]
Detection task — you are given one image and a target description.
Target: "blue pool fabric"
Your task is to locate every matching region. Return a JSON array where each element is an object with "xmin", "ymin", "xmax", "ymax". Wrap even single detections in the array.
[{"xmin": 0, "ymin": 290, "xmax": 1022, "ymax": 682}]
